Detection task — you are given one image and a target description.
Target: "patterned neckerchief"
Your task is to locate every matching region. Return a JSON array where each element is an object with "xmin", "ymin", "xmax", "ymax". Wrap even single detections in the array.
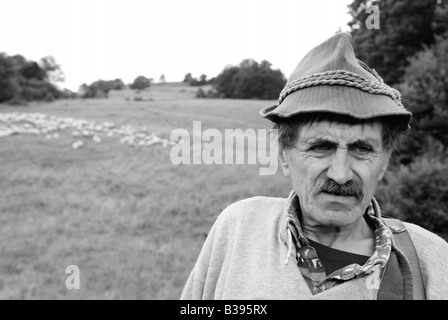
[{"xmin": 282, "ymin": 190, "xmax": 393, "ymax": 294}]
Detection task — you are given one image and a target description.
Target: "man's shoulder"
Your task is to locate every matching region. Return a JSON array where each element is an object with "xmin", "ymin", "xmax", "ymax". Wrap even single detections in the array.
[
  {"xmin": 402, "ymin": 221, "xmax": 448, "ymax": 296},
  {"xmin": 403, "ymin": 222, "xmax": 447, "ymax": 246},
  {"xmin": 216, "ymin": 195, "xmax": 287, "ymax": 225},
  {"xmin": 402, "ymin": 221, "xmax": 448, "ymax": 259}
]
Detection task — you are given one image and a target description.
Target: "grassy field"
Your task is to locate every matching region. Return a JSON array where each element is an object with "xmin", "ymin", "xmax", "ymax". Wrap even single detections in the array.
[{"xmin": 0, "ymin": 83, "xmax": 291, "ymax": 299}]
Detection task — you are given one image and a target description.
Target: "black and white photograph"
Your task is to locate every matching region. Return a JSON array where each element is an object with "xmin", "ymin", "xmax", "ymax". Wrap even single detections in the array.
[{"xmin": 0, "ymin": 0, "xmax": 447, "ymax": 303}]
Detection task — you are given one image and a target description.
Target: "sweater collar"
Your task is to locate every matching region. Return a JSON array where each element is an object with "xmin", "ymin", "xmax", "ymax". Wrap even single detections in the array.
[{"xmin": 280, "ymin": 190, "xmax": 394, "ymax": 294}]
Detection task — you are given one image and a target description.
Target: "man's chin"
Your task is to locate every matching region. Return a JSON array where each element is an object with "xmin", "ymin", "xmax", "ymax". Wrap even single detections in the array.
[
  {"xmin": 313, "ymin": 208, "xmax": 363, "ymax": 228},
  {"xmin": 310, "ymin": 194, "xmax": 364, "ymax": 224}
]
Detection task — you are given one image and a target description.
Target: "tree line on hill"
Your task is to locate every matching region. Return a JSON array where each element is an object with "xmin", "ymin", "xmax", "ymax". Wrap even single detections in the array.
[
  {"xmin": 79, "ymin": 75, "xmax": 156, "ymax": 98},
  {"xmin": 1, "ymin": 51, "xmax": 286, "ymax": 104},
  {"xmin": 0, "ymin": 55, "xmax": 161, "ymax": 102},
  {"xmin": 183, "ymin": 73, "xmax": 214, "ymax": 87},
  {"xmin": 185, "ymin": 59, "xmax": 287, "ymax": 100}
]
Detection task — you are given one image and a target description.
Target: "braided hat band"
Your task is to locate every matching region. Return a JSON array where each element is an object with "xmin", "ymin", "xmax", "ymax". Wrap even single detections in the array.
[
  {"xmin": 259, "ymin": 32, "xmax": 412, "ymax": 129},
  {"xmin": 278, "ymin": 69, "xmax": 404, "ymax": 110}
]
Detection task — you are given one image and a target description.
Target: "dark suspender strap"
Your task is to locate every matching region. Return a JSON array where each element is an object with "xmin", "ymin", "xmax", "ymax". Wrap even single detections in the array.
[{"xmin": 382, "ymin": 218, "xmax": 426, "ymax": 300}]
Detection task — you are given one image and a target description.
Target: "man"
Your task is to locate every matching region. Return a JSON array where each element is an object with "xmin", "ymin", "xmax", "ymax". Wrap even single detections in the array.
[{"xmin": 180, "ymin": 32, "xmax": 448, "ymax": 300}]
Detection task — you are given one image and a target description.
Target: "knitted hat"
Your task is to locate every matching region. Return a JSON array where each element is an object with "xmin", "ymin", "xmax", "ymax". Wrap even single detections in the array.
[{"xmin": 260, "ymin": 32, "xmax": 412, "ymax": 130}]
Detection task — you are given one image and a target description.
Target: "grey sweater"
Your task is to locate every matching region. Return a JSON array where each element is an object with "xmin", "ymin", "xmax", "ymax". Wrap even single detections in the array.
[{"xmin": 181, "ymin": 196, "xmax": 448, "ymax": 300}]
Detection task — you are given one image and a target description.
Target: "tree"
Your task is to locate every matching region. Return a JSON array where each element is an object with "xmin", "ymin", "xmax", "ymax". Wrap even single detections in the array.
[
  {"xmin": 0, "ymin": 53, "xmax": 17, "ymax": 102},
  {"xmin": 433, "ymin": 2, "xmax": 448, "ymax": 37},
  {"xmin": 348, "ymin": 0, "xmax": 445, "ymax": 85},
  {"xmin": 159, "ymin": 74, "xmax": 166, "ymax": 83},
  {"xmin": 40, "ymin": 56, "xmax": 65, "ymax": 85},
  {"xmin": 0, "ymin": 53, "xmax": 64, "ymax": 103},
  {"xmin": 108, "ymin": 79, "xmax": 125, "ymax": 90},
  {"xmin": 20, "ymin": 61, "xmax": 46, "ymax": 80},
  {"xmin": 89, "ymin": 80, "xmax": 110, "ymax": 98},
  {"xmin": 186, "ymin": 73, "xmax": 210, "ymax": 86},
  {"xmin": 395, "ymin": 35, "xmax": 448, "ymax": 162},
  {"xmin": 183, "ymin": 73, "xmax": 193, "ymax": 83},
  {"xmin": 214, "ymin": 59, "xmax": 286, "ymax": 99},
  {"xmin": 130, "ymin": 76, "xmax": 151, "ymax": 90},
  {"xmin": 214, "ymin": 66, "xmax": 239, "ymax": 98},
  {"xmin": 199, "ymin": 74, "xmax": 207, "ymax": 84}
]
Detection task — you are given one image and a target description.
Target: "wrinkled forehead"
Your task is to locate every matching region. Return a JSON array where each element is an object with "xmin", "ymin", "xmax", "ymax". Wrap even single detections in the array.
[{"xmin": 298, "ymin": 120, "xmax": 384, "ymax": 142}]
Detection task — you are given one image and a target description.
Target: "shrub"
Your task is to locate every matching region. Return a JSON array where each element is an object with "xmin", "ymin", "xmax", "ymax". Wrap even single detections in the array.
[
  {"xmin": 80, "ymin": 79, "xmax": 125, "ymax": 99},
  {"xmin": 195, "ymin": 87, "xmax": 219, "ymax": 99},
  {"xmin": 206, "ymin": 88, "xmax": 219, "ymax": 98},
  {"xmin": 196, "ymin": 88, "xmax": 206, "ymax": 98},
  {"xmin": 80, "ymin": 82, "xmax": 108, "ymax": 99},
  {"xmin": 60, "ymin": 89, "xmax": 78, "ymax": 99},
  {"xmin": 376, "ymin": 158, "xmax": 448, "ymax": 236}
]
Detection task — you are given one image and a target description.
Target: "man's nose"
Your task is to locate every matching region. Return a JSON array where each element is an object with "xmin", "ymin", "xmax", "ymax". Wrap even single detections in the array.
[{"xmin": 327, "ymin": 148, "xmax": 353, "ymax": 185}]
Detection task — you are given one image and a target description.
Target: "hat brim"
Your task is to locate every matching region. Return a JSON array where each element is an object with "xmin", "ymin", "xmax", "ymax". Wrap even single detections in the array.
[{"xmin": 260, "ymin": 85, "xmax": 412, "ymax": 130}]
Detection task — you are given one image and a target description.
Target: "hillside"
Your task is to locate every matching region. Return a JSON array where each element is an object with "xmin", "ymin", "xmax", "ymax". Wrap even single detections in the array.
[{"xmin": 0, "ymin": 83, "xmax": 290, "ymax": 299}]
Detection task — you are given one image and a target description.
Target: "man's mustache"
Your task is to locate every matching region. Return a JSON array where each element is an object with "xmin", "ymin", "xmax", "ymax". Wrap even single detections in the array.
[{"xmin": 316, "ymin": 179, "xmax": 364, "ymax": 200}]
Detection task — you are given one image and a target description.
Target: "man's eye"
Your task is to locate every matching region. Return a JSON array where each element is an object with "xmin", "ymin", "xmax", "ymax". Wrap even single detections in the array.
[
  {"xmin": 309, "ymin": 144, "xmax": 333, "ymax": 152},
  {"xmin": 352, "ymin": 145, "xmax": 373, "ymax": 154}
]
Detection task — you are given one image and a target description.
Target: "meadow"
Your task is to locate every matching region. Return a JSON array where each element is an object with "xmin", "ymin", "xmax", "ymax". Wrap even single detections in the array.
[{"xmin": 0, "ymin": 83, "xmax": 291, "ymax": 299}]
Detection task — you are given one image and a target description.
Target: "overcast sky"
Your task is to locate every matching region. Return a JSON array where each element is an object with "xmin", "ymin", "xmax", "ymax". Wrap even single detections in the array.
[{"xmin": 0, "ymin": 0, "xmax": 353, "ymax": 91}]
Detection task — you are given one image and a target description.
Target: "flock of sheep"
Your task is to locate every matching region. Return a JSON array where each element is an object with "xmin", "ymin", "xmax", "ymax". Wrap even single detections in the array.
[{"xmin": 0, "ymin": 112, "xmax": 175, "ymax": 150}]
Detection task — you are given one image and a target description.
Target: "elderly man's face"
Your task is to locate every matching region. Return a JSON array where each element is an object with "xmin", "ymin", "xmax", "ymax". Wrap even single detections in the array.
[{"xmin": 281, "ymin": 120, "xmax": 391, "ymax": 228}]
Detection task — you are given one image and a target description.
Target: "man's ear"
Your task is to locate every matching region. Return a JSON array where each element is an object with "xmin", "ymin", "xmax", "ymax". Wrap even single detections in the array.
[
  {"xmin": 378, "ymin": 154, "xmax": 391, "ymax": 182},
  {"xmin": 279, "ymin": 148, "xmax": 290, "ymax": 177}
]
